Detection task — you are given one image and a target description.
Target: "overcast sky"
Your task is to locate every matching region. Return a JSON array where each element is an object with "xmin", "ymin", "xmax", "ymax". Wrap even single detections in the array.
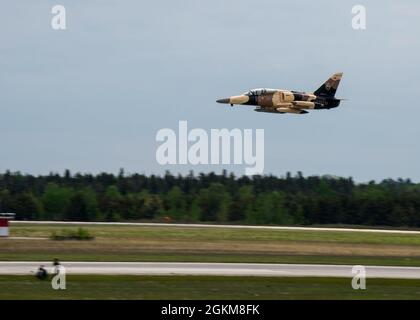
[{"xmin": 1, "ymin": 0, "xmax": 419, "ymax": 182}]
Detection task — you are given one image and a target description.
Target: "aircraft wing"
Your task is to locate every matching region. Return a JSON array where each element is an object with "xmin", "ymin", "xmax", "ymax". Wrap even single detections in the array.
[
  {"xmin": 275, "ymin": 107, "xmax": 308, "ymax": 114},
  {"xmin": 272, "ymin": 102, "xmax": 309, "ymax": 114},
  {"xmin": 254, "ymin": 107, "xmax": 308, "ymax": 114}
]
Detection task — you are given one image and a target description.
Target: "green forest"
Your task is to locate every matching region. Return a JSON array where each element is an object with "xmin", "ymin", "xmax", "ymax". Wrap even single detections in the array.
[{"xmin": 1, "ymin": 170, "xmax": 419, "ymax": 228}]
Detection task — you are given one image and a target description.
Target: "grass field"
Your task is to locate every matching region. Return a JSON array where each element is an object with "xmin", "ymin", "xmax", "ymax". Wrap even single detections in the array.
[
  {"xmin": 1, "ymin": 223, "xmax": 420, "ymax": 266},
  {"xmin": 1, "ymin": 275, "xmax": 420, "ymax": 300}
]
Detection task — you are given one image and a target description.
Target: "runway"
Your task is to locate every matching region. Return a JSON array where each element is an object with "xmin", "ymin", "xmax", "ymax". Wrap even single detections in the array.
[
  {"xmin": 11, "ymin": 220, "xmax": 420, "ymax": 235},
  {"xmin": 2, "ymin": 262, "xmax": 420, "ymax": 279}
]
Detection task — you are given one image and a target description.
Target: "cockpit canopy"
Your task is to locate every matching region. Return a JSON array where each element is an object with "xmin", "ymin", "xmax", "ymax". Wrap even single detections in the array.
[{"xmin": 243, "ymin": 88, "xmax": 277, "ymax": 96}]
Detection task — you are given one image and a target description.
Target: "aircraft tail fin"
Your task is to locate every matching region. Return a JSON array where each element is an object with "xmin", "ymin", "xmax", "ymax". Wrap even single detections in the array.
[{"xmin": 314, "ymin": 72, "xmax": 343, "ymax": 97}]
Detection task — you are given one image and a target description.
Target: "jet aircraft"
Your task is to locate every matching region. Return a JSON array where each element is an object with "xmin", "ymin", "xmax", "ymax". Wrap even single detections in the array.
[{"xmin": 216, "ymin": 72, "xmax": 343, "ymax": 114}]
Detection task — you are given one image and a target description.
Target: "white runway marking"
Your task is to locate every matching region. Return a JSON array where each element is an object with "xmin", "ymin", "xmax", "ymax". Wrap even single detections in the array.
[{"xmin": 1, "ymin": 262, "xmax": 420, "ymax": 279}]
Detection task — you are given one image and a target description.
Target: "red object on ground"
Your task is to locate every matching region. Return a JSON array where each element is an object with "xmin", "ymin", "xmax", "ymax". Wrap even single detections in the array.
[{"xmin": 0, "ymin": 219, "xmax": 8, "ymax": 227}]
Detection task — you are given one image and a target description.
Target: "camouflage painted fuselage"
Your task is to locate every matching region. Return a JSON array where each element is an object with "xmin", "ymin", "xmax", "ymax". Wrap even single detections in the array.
[{"xmin": 217, "ymin": 72, "xmax": 343, "ymax": 115}]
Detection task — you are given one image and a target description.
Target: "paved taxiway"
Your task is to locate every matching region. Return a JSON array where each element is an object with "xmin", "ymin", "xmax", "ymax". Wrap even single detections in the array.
[{"xmin": 1, "ymin": 262, "xmax": 420, "ymax": 279}]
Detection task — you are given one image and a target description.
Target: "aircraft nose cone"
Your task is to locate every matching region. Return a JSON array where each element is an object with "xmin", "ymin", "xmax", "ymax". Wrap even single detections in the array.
[{"xmin": 216, "ymin": 98, "xmax": 230, "ymax": 104}]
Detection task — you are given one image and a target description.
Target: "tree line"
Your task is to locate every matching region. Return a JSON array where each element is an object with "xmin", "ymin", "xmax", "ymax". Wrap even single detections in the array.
[{"xmin": 0, "ymin": 169, "xmax": 419, "ymax": 228}]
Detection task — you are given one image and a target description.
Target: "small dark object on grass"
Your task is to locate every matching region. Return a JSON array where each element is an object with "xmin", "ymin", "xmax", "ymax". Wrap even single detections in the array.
[{"xmin": 35, "ymin": 265, "xmax": 48, "ymax": 280}]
